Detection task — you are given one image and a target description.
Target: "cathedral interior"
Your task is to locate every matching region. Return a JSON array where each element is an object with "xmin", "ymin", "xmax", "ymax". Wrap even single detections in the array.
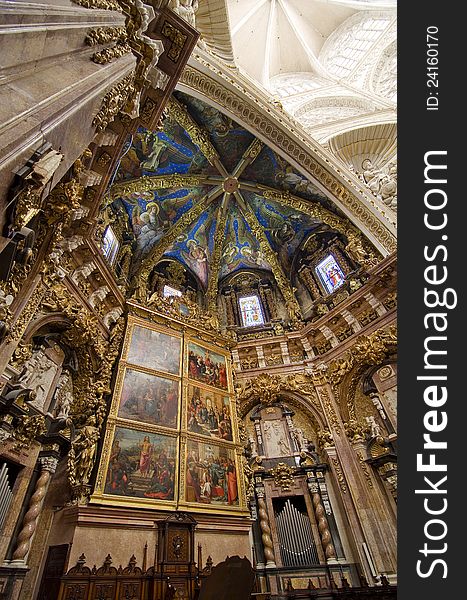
[{"xmin": 0, "ymin": 1, "xmax": 397, "ymax": 599}]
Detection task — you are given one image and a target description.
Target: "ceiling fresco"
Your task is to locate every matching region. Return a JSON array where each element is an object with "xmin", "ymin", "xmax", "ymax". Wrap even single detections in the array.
[{"xmin": 108, "ymin": 92, "xmax": 346, "ymax": 291}]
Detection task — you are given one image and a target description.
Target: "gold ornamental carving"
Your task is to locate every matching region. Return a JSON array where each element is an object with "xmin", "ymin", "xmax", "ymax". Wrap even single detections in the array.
[
  {"xmin": 328, "ymin": 325, "xmax": 397, "ymax": 386},
  {"xmin": 161, "ymin": 21, "xmax": 188, "ymax": 63},
  {"xmin": 92, "ymin": 43, "xmax": 132, "ymax": 64},
  {"xmin": 72, "ymin": 0, "xmax": 121, "ymax": 9},
  {"xmin": 109, "ymin": 174, "xmax": 208, "ymax": 201},
  {"xmin": 343, "ymin": 419, "xmax": 366, "ymax": 443},
  {"xmin": 356, "ymin": 451, "xmax": 374, "ymax": 488},
  {"xmin": 92, "ymin": 72, "xmax": 136, "ymax": 133},
  {"xmin": 270, "ymin": 462, "xmax": 295, "ymax": 492},
  {"xmin": 85, "ymin": 27, "xmax": 127, "ymax": 46},
  {"xmin": 236, "ymin": 372, "xmax": 320, "ymax": 416},
  {"xmin": 330, "ymin": 457, "xmax": 347, "ymax": 494},
  {"xmin": 12, "ymin": 414, "xmax": 46, "ymax": 451},
  {"xmin": 317, "ymin": 428, "xmax": 334, "ymax": 450},
  {"xmin": 316, "ymin": 388, "xmax": 341, "ymax": 435}
]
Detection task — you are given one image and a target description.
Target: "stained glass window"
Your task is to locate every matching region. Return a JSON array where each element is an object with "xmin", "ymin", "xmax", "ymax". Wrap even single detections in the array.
[
  {"xmin": 163, "ymin": 285, "xmax": 182, "ymax": 298},
  {"xmin": 239, "ymin": 295, "xmax": 265, "ymax": 328},
  {"xmin": 102, "ymin": 226, "xmax": 119, "ymax": 265},
  {"xmin": 315, "ymin": 255, "xmax": 345, "ymax": 294}
]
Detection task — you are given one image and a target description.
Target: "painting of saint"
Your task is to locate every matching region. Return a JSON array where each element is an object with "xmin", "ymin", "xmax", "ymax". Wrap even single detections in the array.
[
  {"xmin": 104, "ymin": 427, "xmax": 176, "ymax": 501},
  {"xmin": 118, "ymin": 369, "xmax": 179, "ymax": 429},
  {"xmin": 185, "ymin": 440, "xmax": 238, "ymax": 507},
  {"xmin": 187, "ymin": 342, "xmax": 229, "ymax": 391},
  {"xmin": 186, "ymin": 384, "xmax": 233, "ymax": 441},
  {"xmin": 127, "ymin": 325, "xmax": 181, "ymax": 375}
]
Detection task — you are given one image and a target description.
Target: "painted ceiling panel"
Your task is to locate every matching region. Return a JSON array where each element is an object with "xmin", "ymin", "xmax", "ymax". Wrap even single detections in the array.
[
  {"xmin": 219, "ymin": 204, "xmax": 271, "ymax": 280},
  {"xmin": 108, "ymin": 92, "xmax": 347, "ymax": 295},
  {"xmin": 163, "ymin": 200, "xmax": 219, "ymax": 289}
]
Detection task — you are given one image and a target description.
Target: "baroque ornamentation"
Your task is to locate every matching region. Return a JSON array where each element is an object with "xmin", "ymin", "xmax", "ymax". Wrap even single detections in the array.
[
  {"xmin": 236, "ymin": 372, "xmax": 320, "ymax": 416},
  {"xmin": 328, "ymin": 325, "xmax": 397, "ymax": 386},
  {"xmin": 270, "ymin": 462, "xmax": 295, "ymax": 492},
  {"xmin": 92, "ymin": 72, "xmax": 136, "ymax": 133},
  {"xmin": 12, "ymin": 414, "xmax": 46, "ymax": 450},
  {"xmin": 343, "ymin": 419, "xmax": 366, "ymax": 443}
]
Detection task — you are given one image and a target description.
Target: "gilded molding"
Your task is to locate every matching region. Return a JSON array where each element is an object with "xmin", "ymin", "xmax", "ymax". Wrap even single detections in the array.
[
  {"xmin": 85, "ymin": 27, "xmax": 127, "ymax": 46},
  {"xmin": 179, "ymin": 65, "xmax": 396, "ymax": 254},
  {"xmin": 236, "ymin": 371, "xmax": 320, "ymax": 416},
  {"xmin": 166, "ymin": 96, "xmax": 220, "ymax": 165},
  {"xmin": 92, "ymin": 43, "xmax": 132, "ymax": 64},
  {"xmin": 109, "ymin": 174, "xmax": 209, "ymax": 200}
]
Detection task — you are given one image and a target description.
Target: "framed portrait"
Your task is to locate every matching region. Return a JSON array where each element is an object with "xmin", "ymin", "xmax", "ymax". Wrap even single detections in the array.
[
  {"xmin": 183, "ymin": 438, "xmax": 240, "ymax": 508},
  {"xmin": 117, "ymin": 368, "xmax": 180, "ymax": 430},
  {"xmin": 186, "ymin": 340, "xmax": 229, "ymax": 391},
  {"xmin": 185, "ymin": 383, "xmax": 234, "ymax": 442},
  {"xmin": 102, "ymin": 425, "xmax": 178, "ymax": 503},
  {"xmin": 126, "ymin": 321, "xmax": 182, "ymax": 375}
]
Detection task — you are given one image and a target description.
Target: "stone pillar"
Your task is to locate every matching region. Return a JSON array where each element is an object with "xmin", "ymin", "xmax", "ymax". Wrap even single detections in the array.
[
  {"xmin": 10, "ymin": 456, "xmax": 58, "ymax": 565},
  {"xmin": 298, "ymin": 266, "xmax": 320, "ymax": 300},
  {"xmin": 255, "ymin": 346, "xmax": 266, "ymax": 368},
  {"xmin": 262, "ymin": 286, "xmax": 277, "ymax": 320},
  {"xmin": 313, "ymin": 372, "xmax": 397, "ymax": 583}
]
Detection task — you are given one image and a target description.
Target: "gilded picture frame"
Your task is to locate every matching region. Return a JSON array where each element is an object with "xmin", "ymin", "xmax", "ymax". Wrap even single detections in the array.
[
  {"xmin": 178, "ymin": 434, "xmax": 248, "ymax": 515},
  {"xmin": 122, "ymin": 316, "xmax": 183, "ymax": 377},
  {"xmin": 112, "ymin": 366, "xmax": 181, "ymax": 431},
  {"xmin": 92, "ymin": 420, "xmax": 179, "ymax": 510},
  {"xmin": 185, "ymin": 337, "xmax": 232, "ymax": 393}
]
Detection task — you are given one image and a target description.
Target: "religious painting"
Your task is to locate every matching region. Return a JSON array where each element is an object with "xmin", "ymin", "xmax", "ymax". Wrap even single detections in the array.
[
  {"xmin": 103, "ymin": 426, "xmax": 177, "ymax": 501},
  {"xmin": 184, "ymin": 439, "xmax": 239, "ymax": 507},
  {"xmin": 117, "ymin": 368, "xmax": 179, "ymax": 429},
  {"xmin": 315, "ymin": 254, "xmax": 345, "ymax": 294},
  {"xmin": 126, "ymin": 323, "xmax": 181, "ymax": 375},
  {"xmin": 186, "ymin": 384, "xmax": 234, "ymax": 442},
  {"xmin": 186, "ymin": 341, "xmax": 229, "ymax": 391}
]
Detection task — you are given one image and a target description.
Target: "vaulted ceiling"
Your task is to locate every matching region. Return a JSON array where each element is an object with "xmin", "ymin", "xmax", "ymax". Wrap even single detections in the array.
[{"xmin": 106, "ymin": 92, "xmax": 352, "ymax": 298}]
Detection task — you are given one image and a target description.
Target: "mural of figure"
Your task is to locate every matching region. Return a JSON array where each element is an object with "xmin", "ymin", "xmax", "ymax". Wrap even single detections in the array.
[{"xmin": 132, "ymin": 202, "xmax": 169, "ymax": 259}]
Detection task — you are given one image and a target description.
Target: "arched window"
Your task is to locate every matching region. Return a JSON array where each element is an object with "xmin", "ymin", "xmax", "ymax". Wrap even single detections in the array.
[
  {"xmin": 238, "ymin": 294, "xmax": 265, "ymax": 328},
  {"xmin": 315, "ymin": 254, "xmax": 345, "ymax": 294}
]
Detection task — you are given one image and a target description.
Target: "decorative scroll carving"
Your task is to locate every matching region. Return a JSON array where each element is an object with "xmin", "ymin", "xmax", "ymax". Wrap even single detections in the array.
[
  {"xmin": 236, "ymin": 372, "xmax": 320, "ymax": 416},
  {"xmin": 85, "ymin": 26, "xmax": 127, "ymax": 46},
  {"xmin": 92, "ymin": 42, "xmax": 132, "ymax": 64}
]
